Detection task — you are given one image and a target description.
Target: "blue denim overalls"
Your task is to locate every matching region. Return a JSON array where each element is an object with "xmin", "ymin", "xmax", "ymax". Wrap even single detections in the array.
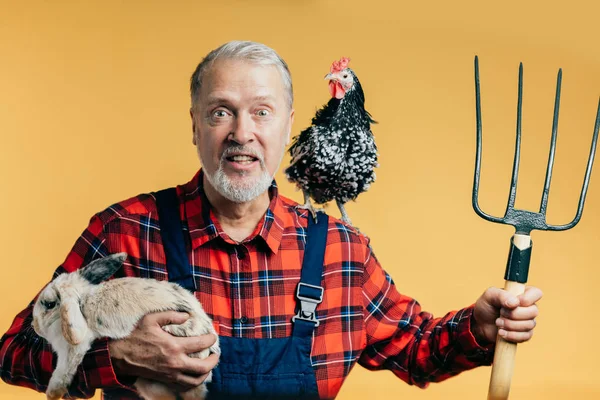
[{"xmin": 155, "ymin": 188, "xmax": 326, "ymax": 400}]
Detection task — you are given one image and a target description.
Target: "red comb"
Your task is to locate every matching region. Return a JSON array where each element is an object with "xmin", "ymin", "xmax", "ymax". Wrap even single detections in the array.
[{"xmin": 330, "ymin": 57, "xmax": 351, "ymax": 73}]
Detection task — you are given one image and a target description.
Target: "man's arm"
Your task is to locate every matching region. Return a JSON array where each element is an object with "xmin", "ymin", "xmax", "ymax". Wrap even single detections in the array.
[
  {"xmin": 0, "ymin": 211, "xmax": 220, "ymax": 397},
  {"xmin": 0, "ymin": 214, "xmax": 129, "ymax": 397},
  {"xmin": 357, "ymin": 243, "xmax": 495, "ymax": 387},
  {"xmin": 358, "ymin": 241, "xmax": 541, "ymax": 387}
]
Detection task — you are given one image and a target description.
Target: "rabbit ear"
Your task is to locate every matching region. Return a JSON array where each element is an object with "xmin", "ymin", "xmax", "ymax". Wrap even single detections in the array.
[
  {"xmin": 80, "ymin": 253, "xmax": 127, "ymax": 284},
  {"xmin": 60, "ymin": 297, "xmax": 89, "ymax": 345}
]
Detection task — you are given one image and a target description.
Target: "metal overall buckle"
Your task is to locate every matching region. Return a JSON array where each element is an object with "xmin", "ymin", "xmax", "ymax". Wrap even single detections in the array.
[{"xmin": 292, "ymin": 282, "xmax": 324, "ymax": 327}]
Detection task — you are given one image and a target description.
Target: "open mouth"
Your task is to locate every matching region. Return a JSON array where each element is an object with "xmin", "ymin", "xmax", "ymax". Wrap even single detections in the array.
[
  {"xmin": 226, "ymin": 154, "xmax": 258, "ymax": 164},
  {"xmin": 225, "ymin": 154, "xmax": 259, "ymax": 167}
]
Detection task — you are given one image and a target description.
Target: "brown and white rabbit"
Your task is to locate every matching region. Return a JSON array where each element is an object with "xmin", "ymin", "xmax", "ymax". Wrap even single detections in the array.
[{"xmin": 32, "ymin": 253, "xmax": 220, "ymax": 400}]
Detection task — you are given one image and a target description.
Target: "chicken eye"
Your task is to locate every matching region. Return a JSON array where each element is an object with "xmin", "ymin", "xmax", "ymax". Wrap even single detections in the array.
[
  {"xmin": 41, "ymin": 300, "xmax": 56, "ymax": 310},
  {"xmin": 343, "ymin": 74, "xmax": 348, "ymax": 79}
]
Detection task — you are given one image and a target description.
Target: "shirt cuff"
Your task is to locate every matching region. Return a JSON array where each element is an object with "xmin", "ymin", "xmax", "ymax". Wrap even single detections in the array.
[
  {"xmin": 75, "ymin": 338, "xmax": 136, "ymax": 392},
  {"xmin": 455, "ymin": 305, "xmax": 495, "ymax": 364}
]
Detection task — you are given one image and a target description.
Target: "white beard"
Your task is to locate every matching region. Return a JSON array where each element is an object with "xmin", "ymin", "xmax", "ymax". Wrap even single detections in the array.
[
  {"xmin": 205, "ymin": 165, "xmax": 273, "ymax": 203},
  {"xmin": 198, "ymin": 144, "xmax": 281, "ymax": 203}
]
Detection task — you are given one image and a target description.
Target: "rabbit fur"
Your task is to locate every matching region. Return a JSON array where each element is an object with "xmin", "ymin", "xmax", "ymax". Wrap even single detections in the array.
[{"xmin": 32, "ymin": 252, "xmax": 220, "ymax": 400}]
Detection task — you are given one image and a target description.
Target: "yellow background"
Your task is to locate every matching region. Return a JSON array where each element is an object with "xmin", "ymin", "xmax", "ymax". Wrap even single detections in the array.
[{"xmin": 1, "ymin": 0, "xmax": 599, "ymax": 398}]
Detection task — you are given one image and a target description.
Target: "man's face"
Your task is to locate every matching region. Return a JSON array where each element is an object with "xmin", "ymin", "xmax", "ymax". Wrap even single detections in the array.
[{"xmin": 191, "ymin": 59, "xmax": 294, "ymax": 203}]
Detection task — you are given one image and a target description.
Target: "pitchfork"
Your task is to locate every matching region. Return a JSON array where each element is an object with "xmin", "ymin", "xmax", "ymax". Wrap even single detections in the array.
[{"xmin": 473, "ymin": 56, "xmax": 600, "ymax": 400}]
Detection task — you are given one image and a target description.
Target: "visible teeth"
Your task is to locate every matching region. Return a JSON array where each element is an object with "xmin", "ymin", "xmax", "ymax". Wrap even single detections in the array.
[{"xmin": 231, "ymin": 155, "xmax": 254, "ymax": 161}]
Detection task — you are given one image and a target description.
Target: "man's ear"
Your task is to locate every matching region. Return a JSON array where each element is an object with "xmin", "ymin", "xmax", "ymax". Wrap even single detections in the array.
[
  {"xmin": 286, "ymin": 109, "xmax": 295, "ymax": 145},
  {"xmin": 190, "ymin": 108, "xmax": 197, "ymax": 145}
]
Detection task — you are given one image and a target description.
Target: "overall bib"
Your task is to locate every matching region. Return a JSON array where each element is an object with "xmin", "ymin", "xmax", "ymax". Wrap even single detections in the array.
[{"xmin": 155, "ymin": 188, "xmax": 326, "ymax": 400}]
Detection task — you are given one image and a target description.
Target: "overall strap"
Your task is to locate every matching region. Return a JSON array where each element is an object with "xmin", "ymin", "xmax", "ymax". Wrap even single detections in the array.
[
  {"xmin": 154, "ymin": 188, "xmax": 196, "ymax": 292},
  {"xmin": 292, "ymin": 212, "xmax": 329, "ymax": 337}
]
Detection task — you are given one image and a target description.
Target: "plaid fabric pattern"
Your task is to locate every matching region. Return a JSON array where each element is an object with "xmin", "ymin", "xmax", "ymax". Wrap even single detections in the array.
[{"xmin": 0, "ymin": 170, "xmax": 493, "ymax": 399}]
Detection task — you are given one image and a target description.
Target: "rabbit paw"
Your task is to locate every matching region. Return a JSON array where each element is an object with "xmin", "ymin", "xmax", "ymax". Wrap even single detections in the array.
[
  {"xmin": 46, "ymin": 386, "xmax": 67, "ymax": 400},
  {"xmin": 162, "ymin": 323, "xmax": 188, "ymax": 337},
  {"xmin": 180, "ymin": 383, "xmax": 208, "ymax": 400}
]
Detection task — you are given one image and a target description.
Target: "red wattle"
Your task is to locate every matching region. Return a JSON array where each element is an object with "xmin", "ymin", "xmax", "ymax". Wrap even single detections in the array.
[{"xmin": 329, "ymin": 81, "xmax": 346, "ymax": 99}]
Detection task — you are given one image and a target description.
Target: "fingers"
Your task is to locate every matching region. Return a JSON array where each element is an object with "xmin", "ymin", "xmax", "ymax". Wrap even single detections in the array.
[
  {"xmin": 173, "ymin": 371, "xmax": 213, "ymax": 390},
  {"xmin": 500, "ymin": 304, "xmax": 539, "ymax": 320},
  {"xmin": 478, "ymin": 285, "xmax": 542, "ymax": 345},
  {"xmin": 483, "ymin": 287, "xmax": 520, "ymax": 310},
  {"xmin": 518, "ymin": 286, "xmax": 543, "ymax": 307},
  {"xmin": 496, "ymin": 317, "xmax": 536, "ymax": 332},
  {"xmin": 142, "ymin": 311, "xmax": 190, "ymax": 327},
  {"xmin": 180, "ymin": 353, "xmax": 220, "ymax": 376},
  {"xmin": 155, "ymin": 350, "xmax": 219, "ymax": 390},
  {"xmin": 161, "ymin": 333, "xmax": 218, "ymax": 375},
  {"xmin": 497, "ymin": 328, "xmax": 534, "ymax": 343},
  {"xmin": 165, "ymin": 369, "xmax": 213, "ymax": 393},
  {"xmin": 496, "ymin": 286, "xmax": 540, "ymax": 344},
  {"xmin": 179, "ymin": 333, "xmax": 218, "ymax": 354},
  {"xmin": 484, "ymin": 285, "xmax": 542, "ymax": 309}
]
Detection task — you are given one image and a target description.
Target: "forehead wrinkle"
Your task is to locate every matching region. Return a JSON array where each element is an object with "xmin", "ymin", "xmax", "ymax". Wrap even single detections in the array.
[
  {"xmin": 205, "ymin": 93, "xmax": 237, "ymax": 107},
  {"xmin": 251, "ymin": 94, "xmax": 277, "ymax": 104},
  {"xmin": 204, "ymin": 90, "xmax": 278, "ymax": 107}
]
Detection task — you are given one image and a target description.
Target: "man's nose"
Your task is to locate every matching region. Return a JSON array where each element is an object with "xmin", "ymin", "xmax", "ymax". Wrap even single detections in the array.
[{"xmin": 229, "ymin": 112, "xmax": 255, "ymax": 145}]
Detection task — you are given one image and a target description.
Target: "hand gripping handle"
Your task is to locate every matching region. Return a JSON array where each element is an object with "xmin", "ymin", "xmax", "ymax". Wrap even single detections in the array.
[{"xmin": 487, "ymin": 233, "xmax": 531, "ymax": 400}]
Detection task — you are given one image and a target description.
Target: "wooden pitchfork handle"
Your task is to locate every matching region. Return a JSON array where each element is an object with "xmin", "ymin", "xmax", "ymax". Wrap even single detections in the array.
[{"xmin": 487, "ymin": 233, "xmax": 531, "ymax": 400}]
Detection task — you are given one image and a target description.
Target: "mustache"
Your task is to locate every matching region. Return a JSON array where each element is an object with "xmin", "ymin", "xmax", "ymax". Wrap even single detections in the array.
[{"xmin": 220, "ymin": 145, "xmax": 265, "ymax": 165}]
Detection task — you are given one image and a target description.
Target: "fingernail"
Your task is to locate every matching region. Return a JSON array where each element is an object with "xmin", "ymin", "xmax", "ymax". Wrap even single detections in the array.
[
  {"xmin": 498, "ymin": 329, "xmax": 507, "ymax": 338},
  {"xmin": 507, "ymin": 297, "xmax": 519, "ymax": 307},
  {"xmin": 496, "ymin": 318, "xmax": 504, "ymax": 328}
]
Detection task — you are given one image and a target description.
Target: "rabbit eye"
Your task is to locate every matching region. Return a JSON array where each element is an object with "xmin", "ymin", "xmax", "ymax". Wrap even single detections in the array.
[{"xmin": 41, "ymin": 300, "xmax": 56, "ymax": 310}]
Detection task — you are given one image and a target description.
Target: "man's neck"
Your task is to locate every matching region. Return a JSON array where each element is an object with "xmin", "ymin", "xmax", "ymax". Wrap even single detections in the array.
[{"xmin": 202, "ymin": 176, "xmax": 271, "ymax": 243}]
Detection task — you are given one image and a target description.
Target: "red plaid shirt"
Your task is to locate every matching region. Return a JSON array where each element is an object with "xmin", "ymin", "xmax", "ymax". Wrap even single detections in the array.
[{"xmin": 0, "ymin": 170, "xmax": 493, "ymax": 399}]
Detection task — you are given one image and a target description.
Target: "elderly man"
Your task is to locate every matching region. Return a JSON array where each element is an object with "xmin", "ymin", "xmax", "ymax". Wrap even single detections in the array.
[{"xmin": 0, "ymin": 41, "xmax": 541, "ymax": 399}]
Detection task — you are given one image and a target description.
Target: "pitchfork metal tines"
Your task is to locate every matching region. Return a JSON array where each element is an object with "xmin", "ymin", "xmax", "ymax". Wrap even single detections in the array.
[{"xmin": 473, "ymin": 56, "xmax": 600, "ymax": 400}]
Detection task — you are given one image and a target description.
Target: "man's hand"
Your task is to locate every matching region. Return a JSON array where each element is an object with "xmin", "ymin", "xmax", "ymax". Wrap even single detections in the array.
[
  {"xmin": 109, "ymin": 311, "xmax": 219, "ymax": 393},
  {"xmin": 472, "ymin": 286, "xmax": 543, "ymax": 345}
]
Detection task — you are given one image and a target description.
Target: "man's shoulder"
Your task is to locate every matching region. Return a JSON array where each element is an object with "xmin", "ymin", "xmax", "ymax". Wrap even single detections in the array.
[
  {"xmin": 93, "ymin": 189, "xmax": 163, "ymax": 227},
  {"xmin": 277, "ymin": 193, "xmax": 369, "ymax": 246}
]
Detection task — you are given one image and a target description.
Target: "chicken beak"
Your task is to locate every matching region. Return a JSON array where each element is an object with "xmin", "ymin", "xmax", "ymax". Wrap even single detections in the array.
[{"xmin": 324, "ymin": 73, "xmax": 335, "ymax": 81}]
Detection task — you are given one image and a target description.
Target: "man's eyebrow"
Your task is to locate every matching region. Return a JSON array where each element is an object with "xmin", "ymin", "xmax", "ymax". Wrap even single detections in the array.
[
  {"xmin": 205, "ymin": 96, "xmax": 234, "ymax": 106},
  {"xmin": 252, "ymin": 95, "xmax": 276, "ymax": 103}
]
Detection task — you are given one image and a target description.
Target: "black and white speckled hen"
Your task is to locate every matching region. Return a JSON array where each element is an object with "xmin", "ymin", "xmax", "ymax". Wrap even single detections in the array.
[{"xmin": 285, "ymin": 57, "xmax": 378, "ymax": 226}]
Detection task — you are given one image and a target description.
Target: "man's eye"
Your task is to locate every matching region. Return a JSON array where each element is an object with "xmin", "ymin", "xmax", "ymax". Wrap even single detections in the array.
[
  {"xmin": 212, "ymin": 110, "xmax": 228, "ymax": 118},
  {"xmin": 257, "ymin": 109, "xmax": 269, "ymax": 117},
  {"xmin": 41, "ymin": 300, "xmax": 56, "ymax": 309}
]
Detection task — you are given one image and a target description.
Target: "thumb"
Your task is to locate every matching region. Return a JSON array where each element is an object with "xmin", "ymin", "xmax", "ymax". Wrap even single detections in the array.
[
  {"xmin": 146, "ymin": 310, "xmax": 190, "ymax": 327},
  {"xmin": 483, "ymin": 287, "xmax": 520, "ymax": 310}
]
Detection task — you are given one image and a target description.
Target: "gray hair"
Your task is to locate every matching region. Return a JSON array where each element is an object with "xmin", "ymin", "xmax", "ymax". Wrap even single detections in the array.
[{"xmin": 190, "ymin": 41, "xmax": 293, "ymax": 109}]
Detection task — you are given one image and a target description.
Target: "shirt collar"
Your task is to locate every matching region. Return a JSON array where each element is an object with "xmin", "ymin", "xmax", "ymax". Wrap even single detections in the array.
[{"xmin": 180, "ymin": 169, "xmax": 285, "ymax": 254}]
